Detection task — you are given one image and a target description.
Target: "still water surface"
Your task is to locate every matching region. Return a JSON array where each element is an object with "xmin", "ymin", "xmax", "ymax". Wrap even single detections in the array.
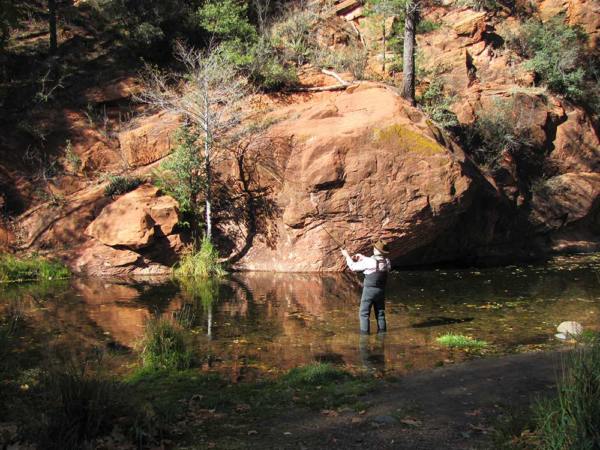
[{"xmin": 2, "ymin": 254, "xmax": 600, "ymax": 379}]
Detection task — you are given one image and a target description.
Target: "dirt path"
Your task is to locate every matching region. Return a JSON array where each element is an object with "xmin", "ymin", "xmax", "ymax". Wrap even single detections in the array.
[{"xmin": 254, "ymin": 351, "xmax": 565, "ymax": 449}]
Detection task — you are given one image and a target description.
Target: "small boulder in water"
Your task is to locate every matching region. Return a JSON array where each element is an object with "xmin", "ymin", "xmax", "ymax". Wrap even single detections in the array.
[{"xmin": 555, "ymin": 321, "xmax": 584, "ymax": 340}]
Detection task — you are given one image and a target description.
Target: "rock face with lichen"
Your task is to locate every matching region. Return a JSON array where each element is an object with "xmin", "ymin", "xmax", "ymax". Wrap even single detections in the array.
[
  {"xmin": 227, "ymin": 83, "xmax": 476, "ymax": 271},
  {"xmin": 2, "ymin": 0, "xmax": 599, "ymax": 275}
]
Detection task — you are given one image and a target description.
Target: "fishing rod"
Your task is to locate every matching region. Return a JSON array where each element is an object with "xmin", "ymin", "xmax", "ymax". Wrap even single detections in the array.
[{"xmin": 318, "ymin": 221, "xmax": 346, "ymax": 249}]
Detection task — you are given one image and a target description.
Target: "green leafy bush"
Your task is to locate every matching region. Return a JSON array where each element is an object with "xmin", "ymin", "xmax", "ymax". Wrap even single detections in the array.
[
  {"xmin": 417, "ymin": 78, "xmax": 459, "ymax": 129},
  {"xmin": 197, "ymin": 0, "xmax": 256, "ymax": 41},
  {"xmin": 152, "ymin": 125, "xmax": 203, "ymax": 218},
  {"xmin": 97, "ymin": 0, "xmax": 203, "ymax": 59},
  {"xmin": 103, "ymin": 174, "xmax": 143, "ymax": 197},
  {"xmin": 140, "ymin": 317, "xmax": 192, "ymax": 371},
  {"xmin": 246, "ymin": 37, "xmax": 299, "ymax": 90},
  {"xmin": 507, "ymin": 18, "xmax": 588, "ymax": 100},
  {"xmin": 0, "ymin": 254, "xmax": 70, "ymax": 282},
  {"xmin": 128, "ymin": 22, "xmax": 165, "ymax": 54}
]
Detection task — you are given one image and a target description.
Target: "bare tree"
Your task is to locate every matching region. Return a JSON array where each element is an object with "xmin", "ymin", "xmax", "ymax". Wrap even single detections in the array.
[
  {"xmin": 137, "ymin": 42, "xmax": 248, "ymax": 241},
  {"xmin": 401, "ymin": 0, "xmax": 419, "ymax": 106},
  {"xmin": 253, "ymin": 0, "xmax": 271, "ymax": 36}
]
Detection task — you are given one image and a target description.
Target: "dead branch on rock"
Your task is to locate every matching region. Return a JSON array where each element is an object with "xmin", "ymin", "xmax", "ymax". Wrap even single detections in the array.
[{"xmin": 286, "ymin": 69, "xmax": 353, "ymax": 93}]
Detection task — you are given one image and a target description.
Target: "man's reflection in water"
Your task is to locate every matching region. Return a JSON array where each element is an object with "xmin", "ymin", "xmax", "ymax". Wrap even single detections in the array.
[{"xmin": 359, "ymin": 333, "xmax": 386, "ymax": 374}]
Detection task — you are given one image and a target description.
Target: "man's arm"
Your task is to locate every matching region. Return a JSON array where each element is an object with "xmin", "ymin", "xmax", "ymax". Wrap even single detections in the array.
[{"xmin": 341, "ymin": 249, "xmax": 374, "ymax": 272}]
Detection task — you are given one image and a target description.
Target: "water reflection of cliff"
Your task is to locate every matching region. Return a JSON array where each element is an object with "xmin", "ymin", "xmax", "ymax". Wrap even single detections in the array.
[{"xmin": 2, "ymin": 255, "xmax": 600, "ymax": 377}]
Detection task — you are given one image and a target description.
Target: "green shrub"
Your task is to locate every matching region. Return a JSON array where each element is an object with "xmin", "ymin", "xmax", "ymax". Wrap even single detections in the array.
[
  {"xmin": 197, "ymin": 0, "xmax": 256, "ymax": 42},
  {"xmin": 0, "ymin": 254, "xmax": 70, "ymax": 283},
  {"xmin": 507, "ymin": 18, "xmax": 588, "ymax": 100},
  {"xmin": 462, "ymin": 97, "xmax": 534, "ymax": 169},
  {"xmin": 128, "ymin": 22, "xmax": 165, "ymax": 53},
  {"xmin": 313, "ymin": 45, "xmax": 369, "ymax": 80},
  {"xmin": 417, "ymin": 78, "xmax": 459, "ymax": 129},
  {"xmin": 456, "ymin": 0, "xmax": 502, "ymax": 10},
  {"xmin": 63, "ymin": 140, "xmax": 81, "ymax": 174},
  {"xmin": 0, "ymin": 0, "xmax": 21, "ymax": 49},
  {"xmin": 103, "ymin": 174, "xmax": 143, "ymax": 197},
  {"xmin": 283, "ymin": 363, "xmax": 350, "ymax": 386},
  {"xmin": 140, "ymin": 317, "xmax": 192, "ymax": 371},
  {"xmin": 534, "ymin": 344, "xmax": 600, "ymax": 449},
  {"xmin": 270, "ymin": 9, "xmax": 319, "ymax": 66},
  {"xmin": 246, "ymin": 37, "xmax": 299, "ymax": 91},
  {"xmin": 436, "ymin": 333, "xmax": 487, "ymax": 349},
  {"xmin": 417, "ymin": 19, "xmax": 442, "ymax": 34},
  {"xmin": 173, "ymin": 236, "xmax": 225, "ymax": 281},
  {"xmin": 152, "ymin": 125, "xmax": 203, "ymax": 218}
]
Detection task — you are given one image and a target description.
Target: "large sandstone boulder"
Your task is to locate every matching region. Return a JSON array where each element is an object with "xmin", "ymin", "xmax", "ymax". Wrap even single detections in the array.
[
  {"xmin": 230, "ymin": 83, "xmax": 476, "ymax": 272},
  {"xmin": 86, "ymin": 184, "xmax": 179, "ymax": 249},
  {"xmin": 531, "ymin": 173, "xmax": 600, "ymax": 229},
  {"xmin": 550, "ymin": 107, "xmax": 600, "ymax": 173}
]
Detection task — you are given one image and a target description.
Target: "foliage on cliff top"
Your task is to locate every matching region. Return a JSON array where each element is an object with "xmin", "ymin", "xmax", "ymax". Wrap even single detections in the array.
[{"xmin": 507, "ymin": 18, "xmax": 593, "ymax": 101}]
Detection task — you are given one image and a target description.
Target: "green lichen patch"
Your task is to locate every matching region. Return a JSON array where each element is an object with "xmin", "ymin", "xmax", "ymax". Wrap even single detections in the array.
[{"xmin": 374, "ymin": 124, "xmax": 446, "ymax": 156}]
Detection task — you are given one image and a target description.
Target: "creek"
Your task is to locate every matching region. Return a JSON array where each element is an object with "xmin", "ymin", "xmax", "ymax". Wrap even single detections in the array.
[{"xmin": 2, "ymin": 254, "xmax": 600, "ymax": 380}]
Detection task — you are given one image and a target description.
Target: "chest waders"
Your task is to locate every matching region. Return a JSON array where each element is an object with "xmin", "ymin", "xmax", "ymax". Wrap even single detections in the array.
[{"xmin": 359, "ymin": 258, "xmax": 388, "ymax": 334}]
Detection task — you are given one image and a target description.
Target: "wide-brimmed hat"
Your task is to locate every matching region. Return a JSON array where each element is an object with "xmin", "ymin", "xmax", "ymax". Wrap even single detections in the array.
[{"xmin": 373, "ymin": 240, "xmax": 390, "ymax": 255}]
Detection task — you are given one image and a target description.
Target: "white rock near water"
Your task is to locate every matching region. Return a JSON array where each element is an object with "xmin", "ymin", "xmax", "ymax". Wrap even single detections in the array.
[{"xmin": 555, "ymin": 321, "xmax": 584, "ymax": 340}]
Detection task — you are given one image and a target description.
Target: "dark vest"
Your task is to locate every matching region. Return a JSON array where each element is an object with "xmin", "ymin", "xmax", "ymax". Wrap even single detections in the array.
[{"xmin": 363, "ymin": 257, "xmax": 389, "ymax": 289}]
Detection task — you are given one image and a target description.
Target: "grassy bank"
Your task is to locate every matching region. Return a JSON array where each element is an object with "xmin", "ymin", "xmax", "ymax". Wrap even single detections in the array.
[
  {"xmin": 0, "ymin": 307, "xmax": 376, "ymax": 449},
  {"xmin": 495, "ymin": 342, "xmax": 600, "ymax": 449},
  {"xmin": 0, "ymin": 254, "xmax": 70, "ymax": 283}
]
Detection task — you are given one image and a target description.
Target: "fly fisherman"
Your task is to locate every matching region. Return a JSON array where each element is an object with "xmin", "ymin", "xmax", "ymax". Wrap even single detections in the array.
[{"xmin": 341, "ymin": 241, "xmax": 391, "ymax": 334}]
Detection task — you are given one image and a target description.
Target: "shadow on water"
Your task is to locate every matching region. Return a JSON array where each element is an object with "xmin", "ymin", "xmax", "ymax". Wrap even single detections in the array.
[
  {"xmin": 411, "ymin": 317, "xmax": 475, "ymax": 328},
  {"xmin": 1, "ymin": 254, "xmax": 600, "ymax": 378}
]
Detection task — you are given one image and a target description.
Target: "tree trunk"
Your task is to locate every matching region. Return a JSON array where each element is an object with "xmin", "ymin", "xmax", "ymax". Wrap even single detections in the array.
[
  {"xmin": 204, "ymin": 135, "xmax": 212, "ymax": 241},
  {"xmin": 402, "ymin": 1, "xmax": 418, "ymax": 106},
  {"xmin": 204, "ymin": 83, "xmax": 213, "ymax": 241},
  {"xmin": 382, "ymin": 21, "xmax": 386, "ymax": 74},
  {"xmin": 49, "ymin": 0, "xmax": 57, "ymax": 54}
]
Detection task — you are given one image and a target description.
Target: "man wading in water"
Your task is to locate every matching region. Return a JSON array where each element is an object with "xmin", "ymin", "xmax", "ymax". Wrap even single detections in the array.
[{"xmin": 341, "ymin": 241, "xmax": 391, "ymax": 334}]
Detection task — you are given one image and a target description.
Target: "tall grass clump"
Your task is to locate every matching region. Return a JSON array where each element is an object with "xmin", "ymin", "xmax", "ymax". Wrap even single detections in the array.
[
  {"xmin": 32, "ymin": 360, "xmax": 127, "ymax": 450},
  {"xmin": 534, "ymin": 344, "xmax": 600, "ymax": 449},
  {"xmin": 139, "ymin": 317, "xmax": 192, "ymax": 371},
  {"xmin": 436, "ymin": 333, "xmax": 488, "ymax": 349},
  {"xmin": 103, "ymin": 174, "xmax": 143, "ymax": 197},
  {"xmin": 0, "ymin": 254, "xmax": 70, "ymax": 282},
  {"xmin": 283, "ymin": 363, "xmax": 350, "ymax": 386},
  {"xmin": 174, "ymin": 236, "xmax": 226, "ymax": 281}
]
